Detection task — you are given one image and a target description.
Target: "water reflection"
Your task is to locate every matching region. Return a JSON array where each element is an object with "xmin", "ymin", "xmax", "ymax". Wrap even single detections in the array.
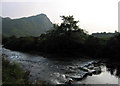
[
  {"xmin": 74, "ymin": 62, "xmax": 119, "ymax": 84},
  {"xmin": 105, "ymin": 62, "xmax": 120, "ymax": 78}
]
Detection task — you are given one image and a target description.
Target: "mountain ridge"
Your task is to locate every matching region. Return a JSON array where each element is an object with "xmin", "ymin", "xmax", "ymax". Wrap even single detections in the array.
[{"xmin": 2, "ymin": 14, "xmax": 53, "ymax": 37}]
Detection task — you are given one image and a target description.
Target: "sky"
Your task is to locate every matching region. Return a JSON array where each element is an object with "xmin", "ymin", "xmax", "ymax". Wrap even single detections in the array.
[{"xmin": 1, "ymin": 0, "xmax": 120, "ymax": 34}]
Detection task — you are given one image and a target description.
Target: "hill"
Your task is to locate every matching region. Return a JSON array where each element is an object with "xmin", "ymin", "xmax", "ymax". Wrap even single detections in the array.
[{"xmin": 2, "ymin": 14, "xmax": 53, "ymax": 37}]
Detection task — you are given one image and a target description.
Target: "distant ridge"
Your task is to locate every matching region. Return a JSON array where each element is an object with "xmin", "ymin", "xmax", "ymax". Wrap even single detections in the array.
[
  {"xmin": 2, "ymin": 14, "xmax": 53, "ymax": 37},
  {"xmin": 92, "ymin": 32, "xmax": 119, "ymax": 38}
]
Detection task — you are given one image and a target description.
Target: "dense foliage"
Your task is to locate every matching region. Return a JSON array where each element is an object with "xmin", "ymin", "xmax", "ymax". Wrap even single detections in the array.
[
  {"xmin": 2, "ymin": 54, "xmax": 30, "ymax": 86},
  {"xmin": 2, "ymin": 15, "xmax": 120, "ymax": 60},
  {"xmin": 103, "ymin": 34, "xmax": 120, "ymax": 59}
]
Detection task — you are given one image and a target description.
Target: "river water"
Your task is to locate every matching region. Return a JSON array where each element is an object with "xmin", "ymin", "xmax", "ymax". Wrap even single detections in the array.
[{"xmin": 2, "ymin": 48, "xmax": 120, "ymax": 85}]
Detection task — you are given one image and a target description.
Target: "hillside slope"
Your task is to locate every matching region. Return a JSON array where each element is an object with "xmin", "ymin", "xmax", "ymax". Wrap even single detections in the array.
[{"xmin": 2, "ymin": 14, "xmax": 53, "ymax": 37}]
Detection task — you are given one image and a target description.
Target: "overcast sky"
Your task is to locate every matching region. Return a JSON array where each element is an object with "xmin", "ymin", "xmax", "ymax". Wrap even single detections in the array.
[{"xmin": 2, "ymin": 0, "xmax": 119, "ymax": 34}]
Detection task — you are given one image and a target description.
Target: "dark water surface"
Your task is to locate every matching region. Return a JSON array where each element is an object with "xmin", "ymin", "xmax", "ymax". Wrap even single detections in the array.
[{"xmin": 2, "ymin": 48, "xmax": 120, "ymax": 85}]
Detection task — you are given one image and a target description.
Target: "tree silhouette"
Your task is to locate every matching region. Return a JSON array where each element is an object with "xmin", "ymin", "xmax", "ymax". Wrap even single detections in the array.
[{"xmin": 59, "ymin": 15, "xmax": 79, "ymax": 32}]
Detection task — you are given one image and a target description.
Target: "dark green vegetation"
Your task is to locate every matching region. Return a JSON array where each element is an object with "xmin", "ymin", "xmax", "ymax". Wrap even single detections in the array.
[
  {"xmin": 103, "ymin": 34, "xmax": 120, "ymax": 59},
  {"xmin": 2, "ymin": 54, "xmax": 50, "ymax": 86},
  {"xmin": 2, "ymin": 14, "xmax": 53, "ymax": 37},
  {"xmin": 2, "ymin": 15, "xmax": 120, "ymax": 60},
  {"xmin": 2, "ymin": 54, "xmax": 30, "ymax": 86}
]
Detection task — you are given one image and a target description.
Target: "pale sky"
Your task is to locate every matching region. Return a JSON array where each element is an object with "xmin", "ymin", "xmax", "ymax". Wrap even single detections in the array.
[{"xmin": 2, "ymin": 0, "xmax": 119, "ymax": 34}]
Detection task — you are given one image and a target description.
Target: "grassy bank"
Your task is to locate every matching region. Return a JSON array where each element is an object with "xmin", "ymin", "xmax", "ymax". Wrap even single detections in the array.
[{"xmin": 2, "ymin": 54, "xmax": 51, "ymax": 86}]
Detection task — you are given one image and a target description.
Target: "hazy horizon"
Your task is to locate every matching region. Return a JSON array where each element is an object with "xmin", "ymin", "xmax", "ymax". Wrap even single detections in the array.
[{"xmin": 2, "ymin": 0, "xmax": 119, "ymax": 34}]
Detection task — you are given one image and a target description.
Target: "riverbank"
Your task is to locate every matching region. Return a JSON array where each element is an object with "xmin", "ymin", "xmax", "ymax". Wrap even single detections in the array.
[
  {"xmin": 2, "ymin": 53, "xmax": 52, "ymax": 86},
  {"xmin": 2, "ymin": 48, "xmax": 120, "ymax": 85}
]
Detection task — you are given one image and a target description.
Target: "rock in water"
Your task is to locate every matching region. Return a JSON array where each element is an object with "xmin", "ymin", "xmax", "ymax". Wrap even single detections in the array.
[{"xmin": 65, "ymin": 78, "xmax": 74, "ymax": 84}]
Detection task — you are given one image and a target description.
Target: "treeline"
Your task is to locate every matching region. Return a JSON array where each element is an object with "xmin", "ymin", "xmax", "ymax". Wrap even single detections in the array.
[
  {"xmin": 2, "ymin": 15, "xmax": 120, "ymax": 60},
  {"xmin": 92, "ymin": 31, "xmax": 119, "ymax": 38}
]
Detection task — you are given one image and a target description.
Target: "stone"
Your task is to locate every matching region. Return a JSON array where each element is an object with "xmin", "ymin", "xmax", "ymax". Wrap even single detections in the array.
[{"xmin": 65, "ymin": 78, "xmax": 74, "ymax": 84}]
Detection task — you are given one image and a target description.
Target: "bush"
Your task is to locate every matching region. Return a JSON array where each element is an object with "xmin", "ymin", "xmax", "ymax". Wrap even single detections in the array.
[{"xmin": 2, "ymin": 54, "xmax": 31, "ymax": 86}]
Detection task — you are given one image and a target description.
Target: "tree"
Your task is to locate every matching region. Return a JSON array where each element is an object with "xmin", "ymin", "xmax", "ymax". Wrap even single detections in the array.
[{"xmin": 59, "ymin": 15, "xmax": 79, "ymax": 32}]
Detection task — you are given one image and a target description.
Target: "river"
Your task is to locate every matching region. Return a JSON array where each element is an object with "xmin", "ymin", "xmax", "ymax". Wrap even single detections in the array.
[{"xmin": 2, "ymin": 48, "xmax": 120, "ymax": 85}]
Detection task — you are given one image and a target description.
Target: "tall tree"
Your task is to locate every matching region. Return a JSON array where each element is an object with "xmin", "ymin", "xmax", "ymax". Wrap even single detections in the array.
[{"xmin": 59, "ymin": 15, "xmax": 79, "ymax": 32}]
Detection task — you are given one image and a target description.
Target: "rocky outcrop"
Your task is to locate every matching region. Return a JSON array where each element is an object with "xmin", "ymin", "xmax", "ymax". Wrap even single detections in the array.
[{"xmin": 64, "ymin": 60, "xmax": 102, "ymax": 84}]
